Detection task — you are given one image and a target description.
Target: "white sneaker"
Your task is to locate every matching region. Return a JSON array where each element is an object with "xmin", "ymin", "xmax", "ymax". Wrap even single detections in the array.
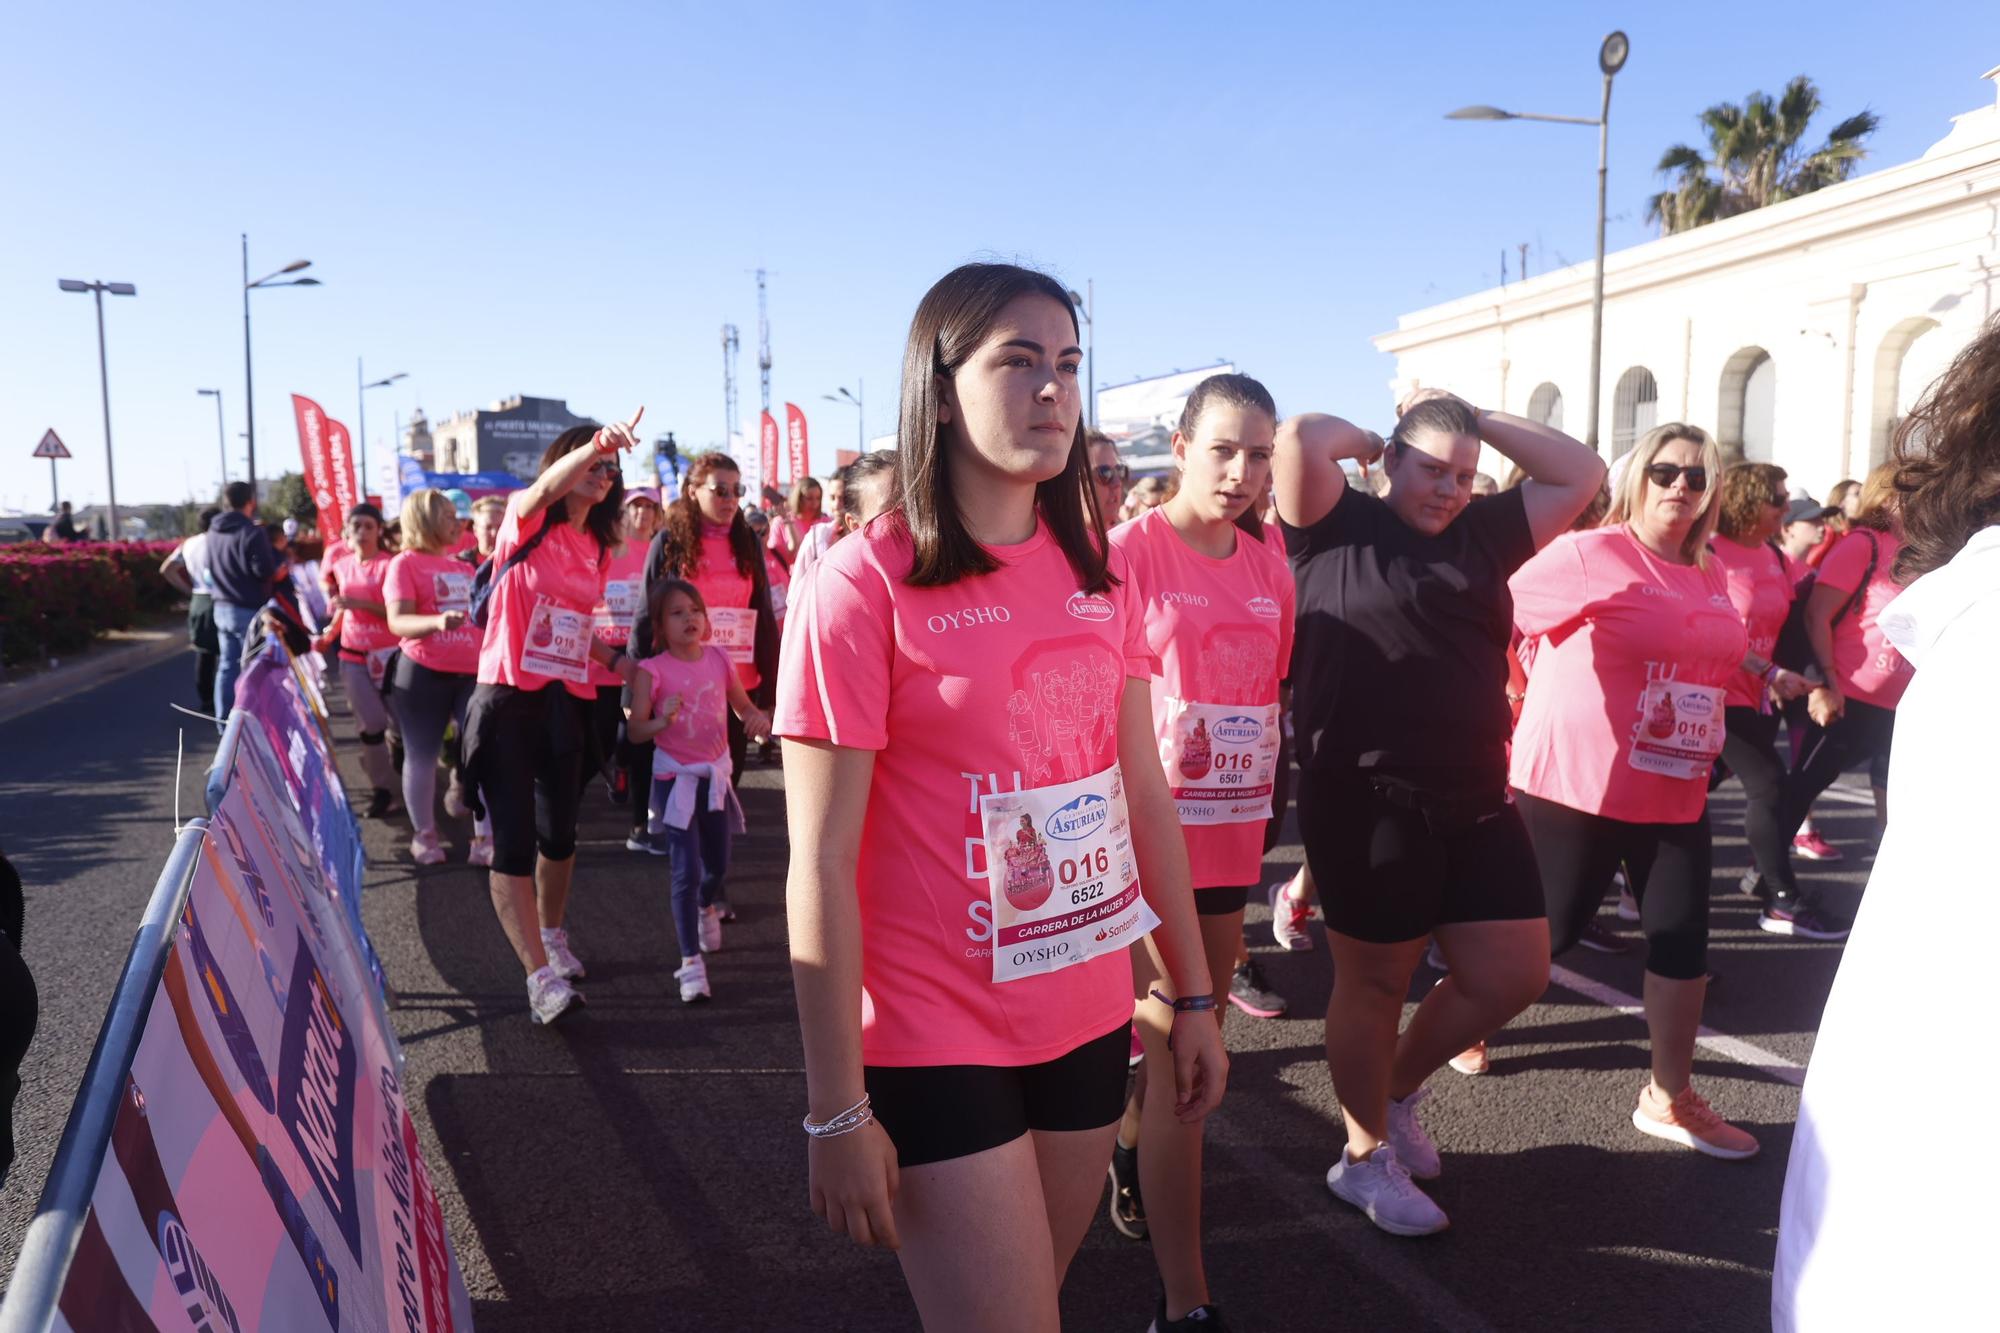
[
  {"xmin": 541, "ymin": 927, "xmax": 586, "ymax": 981},
  {"xmin": 527, "ymin": 966, "xmax": 582, "ymax": 1025},
  {"xmin": 1326, "ymin": 1143, "xmax": 1449, "ymax": 1236},
  {"xmin": 1268, "ymin": 880, "xmax": 1315, "ymax": 951},
  {"xmin": 674, "ymin": 956, "xmax": 711, "ymax": 1003},
  {"xmin": 698, "ymin": 904, "xmax": 723, "ymax": 954},
  {"xmin": 467, "ymin": 836, "xmax": 493, "ymax": 868},
  {"xmin": 1614, "ymin": 870, "xmax": 1639, "ymax": 921},
  {"xmin": 1386, "ymin": 1088, "xmax": 1441, "ymax": 1180},
  {"xmin": 409, "ymin": 830, "xmax": 446, "ymax": 866}
]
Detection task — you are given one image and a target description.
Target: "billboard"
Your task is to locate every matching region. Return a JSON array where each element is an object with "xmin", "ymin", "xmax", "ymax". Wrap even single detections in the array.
[{"xmin": 1094, "ymin": 364, "xmax": 1235, "ymax": 445}]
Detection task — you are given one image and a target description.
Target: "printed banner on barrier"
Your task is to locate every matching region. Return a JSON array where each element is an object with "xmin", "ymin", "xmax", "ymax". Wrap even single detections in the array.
[{"xmin": 54, "ymin": 707, "xmax": 472, "ymax": 1331}]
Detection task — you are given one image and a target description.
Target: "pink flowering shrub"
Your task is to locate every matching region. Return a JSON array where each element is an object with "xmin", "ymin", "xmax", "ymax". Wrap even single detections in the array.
[{"xmin": 0, "ymin": 540, "xmax": 180, "ymax": 664}]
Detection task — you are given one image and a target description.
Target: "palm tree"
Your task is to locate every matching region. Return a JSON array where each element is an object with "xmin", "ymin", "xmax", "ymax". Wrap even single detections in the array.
[{"xmin": 1647, "ymin": 77, "xmax": 1879, "ymax": 234}]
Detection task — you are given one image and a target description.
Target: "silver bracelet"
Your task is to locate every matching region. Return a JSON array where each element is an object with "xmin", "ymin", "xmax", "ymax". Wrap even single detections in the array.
[{"xmin": 803, "ymin": 1095, "xmax": 873, "ymax": 1139}]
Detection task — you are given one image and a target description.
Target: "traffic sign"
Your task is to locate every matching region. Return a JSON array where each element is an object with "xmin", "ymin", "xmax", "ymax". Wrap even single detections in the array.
[{"xmin": 32, "ymin": 430, "xmax": 71, "ymax": 460}]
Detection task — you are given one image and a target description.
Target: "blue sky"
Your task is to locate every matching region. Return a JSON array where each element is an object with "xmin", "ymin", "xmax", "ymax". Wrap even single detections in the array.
[{"xmin": 4, "ymin": 0, "xmax": 1996, "ymax": 513}]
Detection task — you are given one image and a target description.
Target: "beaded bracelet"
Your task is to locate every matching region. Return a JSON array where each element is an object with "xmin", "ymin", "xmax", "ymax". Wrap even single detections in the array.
[{"xmin": 803, "ymin": 1095, "xmax": 874, "ymax": 1139}]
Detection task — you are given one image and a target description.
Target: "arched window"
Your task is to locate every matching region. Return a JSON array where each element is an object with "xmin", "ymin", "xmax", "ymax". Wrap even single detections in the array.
[
  {"xmin": 1611, "ymin": 368, "xmax": 1659, "ymax": 458},
  {"xmin": 1871, "ymin": 317, "xmax": 1949, "ymax": 465},
  {"xmin": 1717, "ymin": 347, "xmax": 1776, "ymax": 462},
  {"xmin": 1526, "ymin": 382, "xmax": 1564, "ymax": 432}
]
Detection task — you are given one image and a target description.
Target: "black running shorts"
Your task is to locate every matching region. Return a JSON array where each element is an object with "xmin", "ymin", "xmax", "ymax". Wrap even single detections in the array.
[
  {"xmin": 864, "ymin": 1023, "xmax": 1130, "ymax": 1167},
  {"xmin": 1193, "ymin": 884, "xmax": 1251, "ymax": 916}
]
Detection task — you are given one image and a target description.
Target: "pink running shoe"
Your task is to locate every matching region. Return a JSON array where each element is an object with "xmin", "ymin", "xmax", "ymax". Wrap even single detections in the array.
[
  {"xmin": 1631, "ymin": 1083, "xmax": 1759, "ymax": 1160},
  {"xmin": 1792, "ymin": 830, "xmax": 1844, "ymax": 862},
  {"xmin": 1447, "ymin": 1041, "xmax": 1489, "ymax": 1076}
]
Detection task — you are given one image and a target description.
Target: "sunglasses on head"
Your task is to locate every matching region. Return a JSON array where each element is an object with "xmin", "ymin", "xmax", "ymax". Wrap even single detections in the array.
[
  {"xmin": 1644, "ymin": 463, "xmax": 1708, "ymax": 492},
  {"xmin": 704, "ymin": 482, "xmax": 748, "ymax": 498},
  {"xmin": 1093, "ymin": 463, "xmax": 1131, "ymax": 484}
]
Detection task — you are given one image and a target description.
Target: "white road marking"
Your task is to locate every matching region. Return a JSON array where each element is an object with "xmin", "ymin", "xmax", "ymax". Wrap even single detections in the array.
[{"xmin": 1548, "ymin": 964, "xmax": 1807, "ymax": 1086}]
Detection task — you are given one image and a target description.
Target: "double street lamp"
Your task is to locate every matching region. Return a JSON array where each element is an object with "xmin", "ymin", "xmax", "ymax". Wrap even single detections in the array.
[
  {"xmin": 358, "ymin": 362, "xmax": 408, "ymax": 501},
  {"xmin": 1449, "ymin": 30, "xmax": 1630, "ymax": 452},
  {"xmin": 242, "ymin": 236, "xmax": 319, "ymax": 495},
  {"xmin": 57, "ymin": 277, "xmax": 137, "ymax": 537},
  {"xmin": 196, "ymin": 388, "xmax": 226, "ymax": 493},
  {"xmin": 822, "ymin": 383, "xmax": 864, "ymax": 458}
]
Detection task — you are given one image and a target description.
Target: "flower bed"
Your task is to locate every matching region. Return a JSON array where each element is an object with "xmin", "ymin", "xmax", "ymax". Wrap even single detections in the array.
[{"xmin": 0, "ymin": 540, "xmax": 183, "ymax": 666}]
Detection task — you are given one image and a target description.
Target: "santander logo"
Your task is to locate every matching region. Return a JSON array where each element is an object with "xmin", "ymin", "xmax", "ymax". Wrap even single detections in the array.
[
  {"xmin": 1065, "ymin": 592, "xmax": 1115, "ymax": 623},
  {"xmin": 1247, "ymin": 595, "xmax": 1281, "ymax": 619}
]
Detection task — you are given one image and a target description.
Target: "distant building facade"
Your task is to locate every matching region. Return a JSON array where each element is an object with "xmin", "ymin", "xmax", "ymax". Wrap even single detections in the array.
[
  {"xmin": 1374, "ymin": 64, "xmax": 2000, "ymax": 494},
  {"xmin": 429, "ymin": 396, "xmax": 591, "ymax": 481}
]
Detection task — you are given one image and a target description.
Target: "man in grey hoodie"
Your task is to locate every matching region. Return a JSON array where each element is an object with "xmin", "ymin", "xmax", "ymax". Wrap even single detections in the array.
[{"xmin": 206, "ymin": 481, "xmax": 277, "ymax": 723}]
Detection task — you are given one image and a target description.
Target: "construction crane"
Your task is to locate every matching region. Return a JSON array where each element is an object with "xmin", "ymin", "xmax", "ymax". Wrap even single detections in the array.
[
  {"xmin": 721, "ymin": 323, "xmax": 740, "ymax": 446},
  {"xmin": 756, "ymin": 268, "xmax": 773, "ymax": 416}
]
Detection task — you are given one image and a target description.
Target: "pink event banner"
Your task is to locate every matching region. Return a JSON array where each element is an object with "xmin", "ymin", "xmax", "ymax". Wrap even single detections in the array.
[
  {"xmin": 291, "ymin": 395, "xmax": 339, "ymax": 517},
  {"xmin": 759, "ymin": 410, "xmax": 780, "ymax": 498},
  {"xmin": 325, "ymin": 418, "xmax": 360, "ymax": 523},
  {"xmin": 784, "ymin": 402, "xmax": 810, "ymax": 484}
]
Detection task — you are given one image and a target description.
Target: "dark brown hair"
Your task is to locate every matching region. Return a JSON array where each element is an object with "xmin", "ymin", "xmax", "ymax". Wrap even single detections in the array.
[
  {"xmin": 896, "ymin": 263, "xmax": 1112, "ymax": 592},
  {"xmin": 645, "ymin": 577, "xmax": 708, "ymax": 648},
  {"xmin": 1894, "ymin": 320, "xmax": 2000, "ymax": 580},
  {"xmin": 1716, "ymin": 462, "xmax": 1788, "ymax": 540},
  {"xmin": 659, "ymin": 452, "xmax": 760, "ymax": 579},
  {"xmin": 1177, "ymin": 372, "xmax": 1278, "ymax": 541},
  {"xmin": 536, "ymin": 425, "xmax": 623, "ymax": 551}
]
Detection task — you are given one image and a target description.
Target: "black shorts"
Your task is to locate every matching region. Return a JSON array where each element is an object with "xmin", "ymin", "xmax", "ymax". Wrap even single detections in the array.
[
  {"xmin": 1194, "ymin": 884, "xmax": 1251, "ymax": 916},
  {"xmin": 464, "ymin": 683, "xmax": 589, "ymax": 876},
  {"xmin": 864, "ymin": 1024, "xmax": 1129, "ymax": 1168},
  {"xmin": 1297, "ymin": 769, "xmax": 1545, "ymax": 944}
]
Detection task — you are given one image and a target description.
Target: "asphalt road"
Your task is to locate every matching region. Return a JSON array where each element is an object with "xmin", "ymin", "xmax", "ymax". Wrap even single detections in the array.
[{"xmin": 0, "ymin": 651, "xmax": 1878, "ymax": 1331}]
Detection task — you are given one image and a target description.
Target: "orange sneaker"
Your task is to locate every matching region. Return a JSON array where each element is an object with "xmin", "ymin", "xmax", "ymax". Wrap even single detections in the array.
[
  {"xmin": 1632, "ymin": 1083, "xmax": 1759, "ymax": 1160},
  {"xmin": 1447, "ymin": 1041, "xmax": 1489, "ymax": 1076}
]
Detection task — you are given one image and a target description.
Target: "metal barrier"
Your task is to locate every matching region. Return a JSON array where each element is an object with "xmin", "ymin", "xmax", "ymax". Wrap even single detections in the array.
[{"xmin": 0, "ymin": 819, "xmax": 210, "ymax": 1333}]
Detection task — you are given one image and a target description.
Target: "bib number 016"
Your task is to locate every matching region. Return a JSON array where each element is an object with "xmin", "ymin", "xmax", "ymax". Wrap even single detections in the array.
[{"xmin": 1061, "ymin": 848, "xmax": 1111, "ymax": 892}]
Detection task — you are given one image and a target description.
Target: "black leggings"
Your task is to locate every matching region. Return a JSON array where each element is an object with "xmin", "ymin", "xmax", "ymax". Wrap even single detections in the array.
[
  {"xmin": 1516, "ymin": 792, "xmax": 1713, "ymax": 981},
  {"xmin": 467, "ymin": 684, "xmax": 588, "ymax": 877},
  {"xmin": 1782, "ymin": 698, "xmax": 1896, "ymax": 838},
  {"xmin": 1713, "ymin": 707, "xmax": 1800, "ymax": 898}
]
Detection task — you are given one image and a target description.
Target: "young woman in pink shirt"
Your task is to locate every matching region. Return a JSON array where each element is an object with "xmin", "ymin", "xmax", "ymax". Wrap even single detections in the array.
[
  {"xmin": 776, "ymin": 264, "xmax": 1226, "ymax": 1333},
  {"xmin": 1105, "ymin": 373, "xmax": 1292, "ymax": 1328},
  {"xmin": 768, "ymin": 474, "xmax": 825, "ymax": 570},
  {"xmin": 324, "ymin": 503, "xmax": 401, "ymax": 816},
  {"xmin": 1511, "ymin": 423, "xmax": 1757, "ymax": 1158},
  {"xmin": 589, "ymin": 491, "xmax": 661, "ymax": 822},
  {"xmin": 1276, "ymin": 390, "xmax": 1604, "ymax": 1237}
]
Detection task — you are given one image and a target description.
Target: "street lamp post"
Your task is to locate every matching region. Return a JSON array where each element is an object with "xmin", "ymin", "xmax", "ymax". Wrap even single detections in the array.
[
  {"xmin": 1447, "ymin": 31, "xmax": 1629, "ymax": 452},
  {"xmin": 197, "ymin": 389, "xmax": 226, "ymax": 492},
  {"xmin": 358, "ymin": 361, "xmax": 408, "ymax": 503},
  {"xmin": 823, "ymin": 383, "xmax": 864, "ymax": 457},
  {"xmin": 57, "ymin": 277, "xmax": 137, "ymax": 536},
  {"xmin": 242, "ymin": 236, "xmax": 319, "ymax": 496},
  {"xmin": 1067, "ymin": 281, "xmax": 1095, "ymax": 428}
]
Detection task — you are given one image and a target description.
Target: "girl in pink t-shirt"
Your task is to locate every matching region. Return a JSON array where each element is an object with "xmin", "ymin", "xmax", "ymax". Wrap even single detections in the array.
[
  {"xmin": 324, "ymin": 503, "xmax": 400, "ymax": 814},
  {"xmin": 626, "ymin": 579, "xmax": 772, "ymax": 1003},
  {"xmin": 773, "ymin": 264, "xmax": 1225, "ymax": 1331},
  {"xmin": 1105, "ymin": 373, "xmax": 1294, "ymax": 1318},
  {"xmin": 464, "ymin": 415, "xmax": 646, "ymax": 1028},
  {"xmin": 767, "ymin": 476, "xmax": 825, "ymax": 569},
  {"xmin": 1510, "ymin": 424, "xmax": 1759, "ymax": 1160}
]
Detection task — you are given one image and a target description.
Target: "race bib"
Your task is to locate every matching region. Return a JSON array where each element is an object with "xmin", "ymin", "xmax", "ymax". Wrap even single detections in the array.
[
  {"xmin": 519, "ymin": 597, "xmax": 593, "ymax": 684},
  {"xmin": 978, "ymin": 762, "xmax": 1160, "ymax": 984},
  {"xmin": 364, "ymin": 646, "xmax": 396, "ymax": 691},
  {"xmin": 769, "ymin": 581, "xmax": 788, "ymax": 621},
  {"xmin": 1160, "ymin": 699, "xmax": 1280, "ymax": 825},
  {"xmin": 593, "ymin": 577, "xmax": 643, "ymax": 640},
  {"xmin": 1627, "ymin": 680, "xmax": 1725, "ymax": 780},
  {"xmin": 432, "ymin": 571, "xmax": 471, "ymax": 613},
  {"xmin": 707, "ymin": 606, "xmax": 758, "ymax": 666}
]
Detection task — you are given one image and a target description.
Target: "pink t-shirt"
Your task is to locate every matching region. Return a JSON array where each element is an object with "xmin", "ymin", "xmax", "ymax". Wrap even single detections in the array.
[
  {"xmin": 775, "ymin": 517, "xmax": 1155, "ymax": 1067},
  {"xmin": 476, "ymin": 495, "xmax": 609, "ymax": 700},
  {"xmin": 763, "ymin": 550, "xmax": 790, "ymax": 626},
  {"xmin": 1510, "ymin": 527, "xmax": 1748, "ymax": 824},
  {"xmin": 1817, "ymin": 529, "xmax": 1913, "ymax": 709},
  {"xmin": 1711, "ymin": 538, "xmax": 1794, "ymax": 710},
  {"xmin": 1109, "ymin": 509, "xmax": 1295, "ymax": 889},
  {"xmin": 690, "ymin": 526, "xmax": 760, "ymax": 689},
  {"xmin": 588, "ymin": 546, "xmax": 650, "ymax": 688},
  {"xmin": 327, "ymin": 551, "xmax": 396, "ymax": 659},
  {"xmin": 385, "ymin": 550, "xmax": 480, "ymax": 677},
  {"xmin": 640, "ymin": 646, "xmax": 733, "ymax": 767}
]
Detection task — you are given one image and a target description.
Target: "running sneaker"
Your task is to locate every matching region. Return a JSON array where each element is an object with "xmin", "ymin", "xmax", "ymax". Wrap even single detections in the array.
[
  {"xmin": 1759, "ymin": 899, "xmax": 1852, "ymax": 941},
  {"xmin": 1325, "ymin": 1143, "xmax": 1449, "ymax": 1236},
  {"xmin": 1578, "ymin": 922, "xmax": 1631, "ymax": 954},
  {"xmin": 540, "ymin": 927, "xmax": 586, "ymax": 981},
  {"xmin": 712, "ymin": 898, "xmax": 738, "ymax": 923},
  {"xmin": 409, "ymin": 831, "xmax": 446, "ymax": 866},
  {"xmin": 1631, "ymin": 1083, "xmax": 1760, "ymax": 1160},
  {"xmin": 1386, "ymin": 1088, "xmax": 1441, "ymax": 1180},
  {"xmin": 1447, "ymin": 1041, "xmax": 1489, "ymax": 1076},
  {"xmin": 527, "ymin": 966, "xmax": 582, "ymax": 1025},
  {"xmin": 1227, "ymin": 960, "xmax": 1286, "ymax": 1018},
  {"xmin": 698, "ymin": 904, "xmax": 723, "ymax": 954},
  {"xmin": 467, "ymin": 836, "xmax": 494, "ymax": 868},
  {"xmin": 1267, "ymin": 881, "xmax": 1315, "ymax": 951},
  {"xmin": 625, "ymin": 829, "xmax": 668, "ymax": 855},
  {"xmin": 1107, "ymin": 1142, "xmax": 1146, "ymax": 1240},
  {"xmin": 674, "ymin": 956, "xmax": 711, "ymax": 1003},
  {"xmin": 1148, "ymin": 1295, "xmax": 1230, "ymax": 1332},
  {"xmin": 1616, "ymin": 875, "xmax": 1639, "ymax": 922},
  {"xmin": 1792, "ymin": 830, "xmax": 1844, "ymax": 861}
]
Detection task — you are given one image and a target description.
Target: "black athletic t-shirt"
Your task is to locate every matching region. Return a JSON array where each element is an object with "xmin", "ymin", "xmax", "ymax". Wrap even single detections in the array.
[{"xmin": 1284, "ymin": 486, "xmax": 1537, "ymax": 788}]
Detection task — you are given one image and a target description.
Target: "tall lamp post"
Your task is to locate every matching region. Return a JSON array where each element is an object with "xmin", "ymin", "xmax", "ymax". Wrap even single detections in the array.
[
  {"xmin": 358, "ymin": 362, "xmax": 407, "ymax": 501},
  {"xmin": 822, "ymin": 383, "xmax": 864, "ymax": 456},
  {"xmin": 1448, "ymin": 30, "xmax": 1629, "ymax": 452},
  {"xmin": 242, "ymin": 236, "xmax": 318, "ymax": 496},
  {"xmin": 1067, "ymin": 281, "xmax": 1095, "ymax": 428},
  {"xmin": 196, "ymin": 388, "xmax": 227, "ymax": 492},
  {"xmin": 57, "ymin": 277, "xmax": 137, "ymax": 536}
]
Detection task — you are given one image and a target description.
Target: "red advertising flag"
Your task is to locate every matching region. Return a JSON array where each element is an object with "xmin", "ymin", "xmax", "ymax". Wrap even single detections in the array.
[
  {"xmin": 325, "ymin": 418, "xmax": 359, "ymax": 522},
  {"xmin": 290, "ymin": 395, "xmax": 338, "ymax": 516},
  {"xmin": 759, "ymin": 411, "xmax": 780, "ymax": 497},
  {"xmin": 784, "ymin": 402, "xmax": 810, "ymax": 484}
]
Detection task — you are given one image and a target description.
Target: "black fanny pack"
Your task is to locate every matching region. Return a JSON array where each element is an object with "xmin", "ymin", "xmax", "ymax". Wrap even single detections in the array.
[{"xmin": 1365, "ymin": 774, "xmax": 1506, "ymax": 836}]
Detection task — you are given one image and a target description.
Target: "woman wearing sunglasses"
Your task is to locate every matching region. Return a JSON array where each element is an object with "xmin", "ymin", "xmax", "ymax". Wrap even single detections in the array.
[
  {"xmin": 1087, "ymin": 431, "xmax": 1130, "ymax": 529},
  {"xmin": 1510, "ymin": 424, "xmax": 1757, "ymax": 1158}
]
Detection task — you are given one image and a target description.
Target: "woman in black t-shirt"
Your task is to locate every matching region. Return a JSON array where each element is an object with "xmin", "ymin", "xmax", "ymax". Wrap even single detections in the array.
[{"xmin": 1273, "ymin": 389, "xmax": 1604, "ymax": 1236}]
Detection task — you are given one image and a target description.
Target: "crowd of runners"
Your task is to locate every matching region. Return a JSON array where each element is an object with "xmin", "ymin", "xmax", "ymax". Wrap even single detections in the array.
[{"xmin": 167, "ymin": 261, "xmax": 2000, "ymax": 1332}]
